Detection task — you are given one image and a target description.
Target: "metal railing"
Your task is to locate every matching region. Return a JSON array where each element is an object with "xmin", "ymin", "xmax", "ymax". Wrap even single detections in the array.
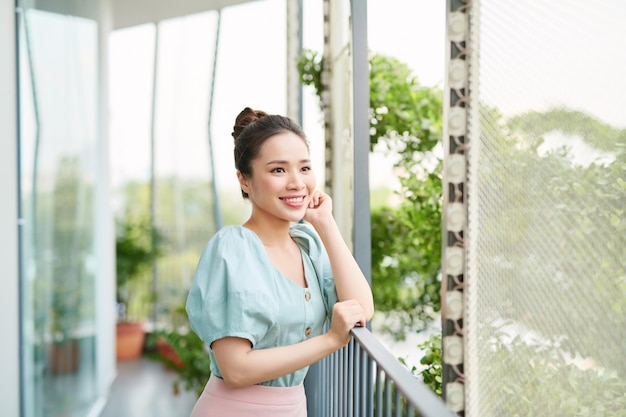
[{"xmin": 305, "ymin": 327, "xmax": 456, "ymax": 417}]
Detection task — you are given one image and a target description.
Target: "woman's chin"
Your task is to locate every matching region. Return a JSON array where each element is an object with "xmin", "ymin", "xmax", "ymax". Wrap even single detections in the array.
[{"xmin": 284, "ymin": 210, "xmax": 307, "ymax": 223}]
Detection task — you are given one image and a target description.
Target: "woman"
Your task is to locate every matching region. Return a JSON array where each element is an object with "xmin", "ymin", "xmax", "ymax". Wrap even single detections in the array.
[{"xmin": 186, "ymin": 107, "xmax": 374, "ymax": 416}]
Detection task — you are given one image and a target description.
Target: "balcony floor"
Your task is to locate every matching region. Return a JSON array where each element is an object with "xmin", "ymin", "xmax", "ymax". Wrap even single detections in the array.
[{"xmin": 101, "ymin": 357, "xmax": 198, "ymax": 417}]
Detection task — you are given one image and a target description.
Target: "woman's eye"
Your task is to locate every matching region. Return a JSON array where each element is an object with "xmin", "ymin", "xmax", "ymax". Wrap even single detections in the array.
[
  {"xmin": 301, "ymin": 166, "xmax": 311, "ymax": 172},
  {"xmin": 271, "ymin": 167, "xmax": 285, "ymax": 173}
]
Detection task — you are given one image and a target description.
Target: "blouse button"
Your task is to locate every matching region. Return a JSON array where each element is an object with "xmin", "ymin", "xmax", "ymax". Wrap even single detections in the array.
[
  {"xmin": 304, "ymin": 327, "xmax": 312, "ymax": 337},
  {"xmin": 304, "ymin": 292, "xmax": 311, "ymax": 301}
]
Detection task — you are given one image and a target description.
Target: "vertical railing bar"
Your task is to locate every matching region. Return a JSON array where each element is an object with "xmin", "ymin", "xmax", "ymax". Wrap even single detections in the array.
[
  {"xmin": 339, "ymin": 347, "xmax": 343, "ymax": 416},
  {"xmin": 352, "ymin": 339, "xmax": 363, "ymax": 416},
  {"xmin": 345, "ymin": 344, "xmax": 350, "ymax": 416},
  {"xmin": 344, "ymin": 345, "xmax": 349, "ymax": 415},
  {"xmin": 339, "ymin": 347, "xmax": 344, "ymax": 415},
  {"xmin": 362, "ymin": 342, "xmax": 366, "ymax": 415},
  {"xmin": 359, "ymin": 343, "xmax": 367, "ymax": 416},
  {"xmin": 326, "ymin": 355, "xmax": 335, "ymax": 416},
  {"xmin": 326, "ymin": 354, "xmax": 331, "ymax": 417},
  {"xmin": 368, "ymin": 355, "xmax": 375, "ymax": 417},
  {"xmin": 394, "ymin": 386, "xmax": 402, "ymax": 417},
  {"xmin": 345, "ymin": 345, "xmax": 349, "ymax": 414},
  {"xmin": 329, "ymin": 352, "xmax": 334, "ymax": 417},
  {"xmin": 326, "ymin": 354, "xmax": 330, "ymax": 417},
  {"xmin": 353, "ymin": 343, "xmax": 358, "ymax": 417},
  {"xmin": 376, "ymin": 366, "xmax": 383, "ymax": 417},
  {"xmin": 344, "ymin": 346, "xmax": 348, "ymax": 415},
  {"xmin": 384, "ymin": 377, "xmax": 392, "ymax": 417},
  {"xmin": 353, "ymin": 342, "xmax": 358, "ymax": 415},
  {"xmin": 332, "ymin": 352, "xmax": 340, "ymax": 417},
  {"xmin": 328, "ymin": 354, "xmax": 332, "ymax": 417},
  {"xmin": 343, "ymin": 342, "xmax": 353, "ymax": 416},
  {"xmin": 334, "ymin": 350, "xmax": 339, "ymax": 417},
  {"xmin": 320, "ymin": 357, "xmax": 326, "ymax": 417}
]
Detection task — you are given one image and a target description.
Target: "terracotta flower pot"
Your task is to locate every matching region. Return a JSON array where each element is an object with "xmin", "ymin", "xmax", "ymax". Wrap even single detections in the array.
[
  {"xmin": 116, "ymin": 322, "xmax": 145, "ymax": 361},
  {"xmin": 48, "ymin": 340, "xmax": 81, "ymax": 374},
  {"xmin": 156, "ymin": 337, "xmax": 184, "ymax": 369}
]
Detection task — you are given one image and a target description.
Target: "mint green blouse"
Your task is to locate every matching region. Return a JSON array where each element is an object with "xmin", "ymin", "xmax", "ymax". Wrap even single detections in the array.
[{"xmin": 186, "ymin": 222, "xmax": 338, "ymax": 387}]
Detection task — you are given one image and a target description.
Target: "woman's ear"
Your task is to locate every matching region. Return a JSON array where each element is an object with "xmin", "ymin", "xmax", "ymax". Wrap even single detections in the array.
[{"xmin": 237, "ymin": 171, "xmax": 250, "ymax": 194}]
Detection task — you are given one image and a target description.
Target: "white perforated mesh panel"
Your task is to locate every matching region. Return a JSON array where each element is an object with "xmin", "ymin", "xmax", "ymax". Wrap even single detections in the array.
[{"xmin": 463, "ymin": 1, "xmax": 626, "ymax": 416}]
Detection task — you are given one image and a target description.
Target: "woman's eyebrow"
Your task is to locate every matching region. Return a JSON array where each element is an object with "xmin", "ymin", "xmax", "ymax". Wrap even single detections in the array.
[{"xmin": 265, "ymin": 159, "xmax": 311, "ymax": 165}]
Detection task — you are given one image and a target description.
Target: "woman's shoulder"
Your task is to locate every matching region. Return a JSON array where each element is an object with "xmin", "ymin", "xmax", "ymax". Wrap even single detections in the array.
[
  {"xmin": 212, "ymin": 224, "xmax": 249, "ymax": 240},
  {"xmin": 205, "ymin": 225, "xmax": 259, "ymax": 252},
  {"xmin": 193, "ymin": 225, "xmax": 269, "ymax": 286},
  {"xmin": 290, "ymin": 221, "xmax": 324, "ymax": 256}
]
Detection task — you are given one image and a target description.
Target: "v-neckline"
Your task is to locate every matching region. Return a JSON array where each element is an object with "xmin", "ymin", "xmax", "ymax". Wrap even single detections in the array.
[{"xmin": 242, "ymin": 226, "xmax": 309, "ymax": 289}]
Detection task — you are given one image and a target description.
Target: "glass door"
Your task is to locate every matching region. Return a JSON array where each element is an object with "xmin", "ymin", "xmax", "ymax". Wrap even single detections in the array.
[{"xmin": 18, "ymin": 1, "xmax": 102, "ymax": 415}]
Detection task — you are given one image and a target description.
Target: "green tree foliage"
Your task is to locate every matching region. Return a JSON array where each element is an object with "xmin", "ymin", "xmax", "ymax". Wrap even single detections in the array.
[
  {"xmin": 477, "ymin": 106, "xmax": 626, "ymax": 377},
  {"xmin": 298, "ymin": 50, "xmax": 444, "ymax": 337},
  {"xmin": 479, "ymin": 326, "xmax": 626, "ymax": 416},
  {"xmin": 368, "ymin": 55, "xmax": 444, "ymax": 335},
  {"xmin": 465, "ymin": 105, "xmax": 626, "ymax": 414},
  {"xmin": 368, "ymin": 54, "xmax": 442, "ymax": 153}
]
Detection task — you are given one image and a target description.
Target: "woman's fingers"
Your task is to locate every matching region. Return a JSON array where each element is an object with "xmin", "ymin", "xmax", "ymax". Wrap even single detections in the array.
[
  {"xmin": 329, "ymin": 300, "xmax": 366, "ymax": 346},
  {"xmin": 308, "ymin": 190, "xmax": 323, "ymax": 208}
]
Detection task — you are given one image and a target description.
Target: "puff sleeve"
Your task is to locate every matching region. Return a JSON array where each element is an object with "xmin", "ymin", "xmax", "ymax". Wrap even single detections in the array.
[{"xmin": 186, "ymin": 228, "xmax": 279, "ymax": 349}]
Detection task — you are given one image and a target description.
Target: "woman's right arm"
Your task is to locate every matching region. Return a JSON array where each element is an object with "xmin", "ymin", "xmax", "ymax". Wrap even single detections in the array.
[{"xmin": 211, "ymin": 299, "xmax": 363, "ymax": 388}]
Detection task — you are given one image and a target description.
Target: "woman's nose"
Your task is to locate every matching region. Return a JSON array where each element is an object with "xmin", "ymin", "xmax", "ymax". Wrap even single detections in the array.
[{"xmin": 287, "ymin": 172, "xmax": 305, "ymax": 189}]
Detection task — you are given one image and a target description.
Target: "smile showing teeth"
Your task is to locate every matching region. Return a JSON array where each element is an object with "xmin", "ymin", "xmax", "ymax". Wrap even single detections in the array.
[{"xmin": 281, "ymin": 197, "xmax": 304, "ymax": 203}]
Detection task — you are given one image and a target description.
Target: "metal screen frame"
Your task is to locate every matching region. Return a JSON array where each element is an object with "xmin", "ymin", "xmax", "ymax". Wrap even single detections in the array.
[{"xmin": 441, "ymin": 0, "xmax": 472, "ymax": 415}]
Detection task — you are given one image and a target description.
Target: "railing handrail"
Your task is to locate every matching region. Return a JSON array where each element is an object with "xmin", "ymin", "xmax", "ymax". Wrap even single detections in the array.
[{"xmin": 350, "ymin": 327, "xmax": 457, "ymax": 417}]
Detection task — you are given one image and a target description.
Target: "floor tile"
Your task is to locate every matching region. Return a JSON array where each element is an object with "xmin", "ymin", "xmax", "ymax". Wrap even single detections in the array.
[{"xmin": 100, "ymin": 358, "xmax": 198, "ymax": 417}]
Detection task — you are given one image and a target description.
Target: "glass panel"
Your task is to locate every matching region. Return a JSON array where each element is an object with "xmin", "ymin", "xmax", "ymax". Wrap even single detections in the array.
[
  {"xmin": 18, "ymin": 2, "xmax": 100, "ymax": 416},
  {"xmin": 109, "ymin": 3, "xmax": 289, "ymax": 327}
]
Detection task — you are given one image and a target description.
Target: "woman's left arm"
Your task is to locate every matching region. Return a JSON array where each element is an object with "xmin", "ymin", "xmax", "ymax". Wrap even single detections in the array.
[{"xmin": 304, "ymin": 192, "xmax": 375, "ymax": 322}]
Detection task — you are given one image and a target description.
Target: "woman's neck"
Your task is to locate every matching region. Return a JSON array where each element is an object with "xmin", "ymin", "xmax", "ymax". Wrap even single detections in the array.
[{"xmin": 243, "ymin": 215, "xmax": 293, "ymax": 247}]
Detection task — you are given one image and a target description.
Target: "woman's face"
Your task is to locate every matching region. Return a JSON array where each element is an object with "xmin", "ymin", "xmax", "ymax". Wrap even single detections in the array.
[{"xmin": 239, "ymin": 132, "xmax": 316, "ymax": 224}]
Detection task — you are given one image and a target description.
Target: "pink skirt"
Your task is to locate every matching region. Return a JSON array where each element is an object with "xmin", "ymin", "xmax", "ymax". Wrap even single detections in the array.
[{"xmin": 189, "ymin": 375, "xmax": 307, "ymax": 417}]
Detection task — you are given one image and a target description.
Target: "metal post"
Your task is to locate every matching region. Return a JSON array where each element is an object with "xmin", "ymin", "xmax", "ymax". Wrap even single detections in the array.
[
  {"xmin": 350, "ymin": 0, "xmax": 371, "ymax": 285},
  {"xmin": 207, "ymin": 10, "xmax": 223, "ymax": 230},
  {"xmin": 149, "ymin": 22, "xmax": 160, "ymax": 324}
]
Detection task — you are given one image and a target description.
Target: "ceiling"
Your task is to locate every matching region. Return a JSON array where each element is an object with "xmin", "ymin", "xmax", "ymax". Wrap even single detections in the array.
[
  {"xmin": 30, "ymin": 0, "xmax": 259, "ymax": 30},
  {"xmin": 110, "ymin": 0, "xmax": 259, "ymax": 29}
]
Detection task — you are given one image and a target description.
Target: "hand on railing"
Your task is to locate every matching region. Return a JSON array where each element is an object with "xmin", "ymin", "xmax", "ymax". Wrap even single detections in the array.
[{"xmin": 327, "ymin": 299, "xmax": 367, "ymax": 349}]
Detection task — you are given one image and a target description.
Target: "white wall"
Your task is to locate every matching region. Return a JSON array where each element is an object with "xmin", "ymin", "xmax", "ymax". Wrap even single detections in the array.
[{"xmin": 0, "ymin": 2, "xmax": 21, "ymax": 416}]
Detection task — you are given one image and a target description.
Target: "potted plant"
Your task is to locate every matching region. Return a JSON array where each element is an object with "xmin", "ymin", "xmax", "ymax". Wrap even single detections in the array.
[
  {"xmin": 47, "ymin": 157, "xmax": 91, "ymax": 374},
  {"xmin": 147, "ymin": 301, "xmax": 211, "ymax": 396},
  {"xmin": 115, "ymin": 216, "xmax": 163, "ymax": 361},
  {"xmin": 48, "ymin": 273, "xmax": 83, "ymax": 374}
]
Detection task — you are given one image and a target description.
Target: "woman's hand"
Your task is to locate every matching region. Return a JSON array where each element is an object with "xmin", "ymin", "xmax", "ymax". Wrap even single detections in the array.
[
  {"xmin": 304, "ymin": 190, "xmax": 333, "ymax": 226},
  {"xmin": 326, "ymin": 300, "xmax": 366, "ymax": 349}
]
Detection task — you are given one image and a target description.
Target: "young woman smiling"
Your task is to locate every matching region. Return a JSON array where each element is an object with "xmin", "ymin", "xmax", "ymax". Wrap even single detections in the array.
[{"xmin": 186, "ymin": 107, "xmax": 374, "ymax": 416}]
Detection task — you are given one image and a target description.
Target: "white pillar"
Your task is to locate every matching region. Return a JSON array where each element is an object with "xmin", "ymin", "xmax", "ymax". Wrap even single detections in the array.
[
  {"xmin": 324, "ymin": 0, "xmax": 353, "ymax": 247},
  {"xmin": 0, "ymin": 2, "xmax": 21, "ymax": 416},
  {"xmin": 286, "ymin": 0, "xmax": 302, "ymax": 122},
  {"xmin": 95, "ymin": 0, "xmax": 117, "ymax": 401}
]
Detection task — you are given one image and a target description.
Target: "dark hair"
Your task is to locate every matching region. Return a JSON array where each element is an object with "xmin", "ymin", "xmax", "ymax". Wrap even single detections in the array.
[{"xmin": 232, "ymin": 107, "xmax": 308, "ymax": 199}]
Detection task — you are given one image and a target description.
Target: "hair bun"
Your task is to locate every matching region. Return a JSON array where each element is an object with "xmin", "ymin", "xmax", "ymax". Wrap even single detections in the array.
[{"xmin": 232, "ymin": 107, "xmax": 268, "ymax": 140}]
